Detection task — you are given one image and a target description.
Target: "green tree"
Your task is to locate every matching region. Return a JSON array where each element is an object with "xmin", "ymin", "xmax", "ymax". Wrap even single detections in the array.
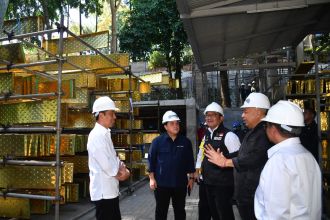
[
  {"xmin": 118, "ymin": 0, "xmax": 188, "ymax": 98},
  {"xmin": 5, "ymin": 0, "xmax": 102, "ymax": 32}
]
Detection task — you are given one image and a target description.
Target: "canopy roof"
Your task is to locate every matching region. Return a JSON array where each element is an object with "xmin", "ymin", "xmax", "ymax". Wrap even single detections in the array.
[{"xmin": 176, "ymin": 0, "xmax": 330, "ymax": 71}]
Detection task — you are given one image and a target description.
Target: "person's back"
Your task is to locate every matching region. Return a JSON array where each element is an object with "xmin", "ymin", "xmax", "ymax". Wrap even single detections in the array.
[{"xmin": 300, "ymin": 108, "xmax": 319, "ymax": 161}]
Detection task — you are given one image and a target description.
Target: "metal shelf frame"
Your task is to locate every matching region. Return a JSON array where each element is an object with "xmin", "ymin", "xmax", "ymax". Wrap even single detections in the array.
[{"xmin": 0, "ymin": 14, "xmax": 132, "ymax": 220}]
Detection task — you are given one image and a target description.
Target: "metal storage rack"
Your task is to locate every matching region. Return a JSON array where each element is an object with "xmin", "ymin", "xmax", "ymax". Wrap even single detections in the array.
[{"xmin": 0, "ymin": 14, "xmax": 147, "ymax": 219}]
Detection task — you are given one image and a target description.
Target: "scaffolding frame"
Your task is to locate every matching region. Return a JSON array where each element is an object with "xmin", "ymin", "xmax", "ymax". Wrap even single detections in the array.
[
  {"xmin": 0, "ymin": 15, "xmax": 133, "ymax": 220},
  {"xmin": 0, "ymin": 13, "xmax": 160, "ymax": 220}
]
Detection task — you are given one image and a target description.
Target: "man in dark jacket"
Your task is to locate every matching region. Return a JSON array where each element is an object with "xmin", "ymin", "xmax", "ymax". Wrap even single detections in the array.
[
  {"xmin": 148, "ymin": 110, "xmax": 195, "ymax": 220},
  {"xmin": 300, "ymin": 107, "xmax": 319, "ymax": 161},
  {"xmin": 205, "ymin": 93, "xmax": 272, "ymax": 220},
  {"xmin": 202, "ymin": 102, "xmax": 241, "ymax": 220}
]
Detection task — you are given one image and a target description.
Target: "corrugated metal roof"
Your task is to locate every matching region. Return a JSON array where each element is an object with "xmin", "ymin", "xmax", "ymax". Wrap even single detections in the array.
[{"xmin": 176, "ymin": 0, "xmax": 330, "ymax": 72}]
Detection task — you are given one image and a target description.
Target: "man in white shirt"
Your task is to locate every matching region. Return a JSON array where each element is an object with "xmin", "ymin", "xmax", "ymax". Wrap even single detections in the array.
[
  {"xmin": 255, "ymin": 100, "xmax": 321, "ymax": 219},
  {"xmin": 87, "ymin": 96, "xmax": 130, "ymax": 220}
]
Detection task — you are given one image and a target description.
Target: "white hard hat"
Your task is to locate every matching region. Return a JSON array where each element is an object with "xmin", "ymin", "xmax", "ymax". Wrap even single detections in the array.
[
  {"xmin": 162, "ymin": 110, "xmax": 180, "ymax": 124},
  {"xmin": 92, "ymin": 96, "xmax": 119, "ymax": 114},
  {"xmin": 262, "ymin": 100, "xmax": 304, "ymax": 128},
  {"xmin": 241, "ymin": 93, "xmax": 270, "ymax": 109},
  {"xmin": 204, "ymin": 102, "xmax": 224, "ymax": 116},
  {"xmin": 241, "ymin": 82, "xmax": 245, "ymax": 86},
  {"xmin": 248, "ymin": 83, "xmax": 251, "ymax": 86},
  {"xmin": 252, "ymin": 81, "xmax": 255, "ymax": 84}
]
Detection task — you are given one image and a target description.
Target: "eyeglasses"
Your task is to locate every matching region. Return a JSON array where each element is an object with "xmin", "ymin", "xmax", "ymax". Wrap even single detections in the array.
[{"xmin": 205, "ymin": 113, "xmax": 220, "ymax": 118}]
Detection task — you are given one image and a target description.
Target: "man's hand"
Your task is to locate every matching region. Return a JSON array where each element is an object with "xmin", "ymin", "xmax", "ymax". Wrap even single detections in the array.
[
  {"xmin": 149, "ymin": 178, "xmax": 157, "ymax": 190},
  {"xmin": 194, "ymin": 169, "xmax": 201, "ymax": 183},
  {"xmin": 116, "ymin": 162, "xmax": 130, "ymax": 181},
  {"xmin": 187, "ymin": 176, "xmax": 194, "ymax": 192},
  {"xmin": 204, "ymin": 144, "xmax": 227, "ymax": 167}
]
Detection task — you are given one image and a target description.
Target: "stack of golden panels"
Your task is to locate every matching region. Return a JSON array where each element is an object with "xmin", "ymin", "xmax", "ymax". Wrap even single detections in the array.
[
  {"xmin": 65, "ymin": 183, "xmax": 80, "ymax": 203},
  {"xmin": 63, "ymin": 155, "xmax": 89, "ymax": 174},
  {"xmin": 30, "ymin": 199, "xmax": 50, "ymax": 214},
  {"xmin": 143, "ymin": 133, "xmax": 160, "ymax": 144},
  {"xmin": 0, "ymin": 197, "xmax": 30, "ymax": 219},
  {"xmin": 121, "ymin": 119, "xmax": 143, "ymax": 129},
  {"xmin": 0, "ymin": 134, "xmax": 86, "ymax": 157},
  {"xmin": 0, "ymin": 163, "xmax": 73, "ymax": 189},
  {"xmin": 0, "ymin": 99, "xmax": 68, "ymax": 125},
  {"xmin": 320, "ymin": 112, "xmax": 329, "ymax": 131}
]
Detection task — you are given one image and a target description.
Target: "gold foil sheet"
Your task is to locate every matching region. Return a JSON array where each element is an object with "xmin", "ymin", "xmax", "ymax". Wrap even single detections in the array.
[
  {"xmin": 132, "ymin": 150, "xmax": 142, "ymax": 161},
  {"xmin": 143, "ymin": 133, "xmax": 160, "ymax": 144},
  {"xmin": 322, "ymin": 139, "xmax": 328, "ymax": 160},
  {"xmin": 67, "ymin": 111, "xmax": 95, "ymax": 128},
  {"xmin": 0, "ymin": 43, "xmax": 25, "ymax": 64},
  {"xmin": 122, "ymin": 78, "xmax": 138, "ymax": 91},
  {"xmin": 117, "ymin": 150, "xmax": 141, "ymax": 161},
  {"xmin": 0, "ymin": 165, "xmax": 59, "ymax": 189},
  {"xmin": 0, "ymin": 134, "xmax": 81, "ymax": 157},
  {"xmin": 121, "ymin": 119, "xmax": 143, "ymax": 129},
  {"xmin": 139, "ymin": 82, "xmax": 151, "ymax": 94},
  {"xmin": 63, "ymin": 88, "xmax": 89, "ymax": 106},
  {"xmin": 63, "ymin": 162, "xmax": 74, "ymax": 183},
  {"xmin": 108, "ymin": 78, "xmax": 122, "ymax": 91},
  {"xmin": 0, "ymin": 99, "xmax": 68, "ymax": 125},
  {"xmin": 73, "ymin": 73, "xmax": 96, "ymax": 88},
  {"xmin": 30, "ymin": 199, "xmax": 50, "ymax": 214},
  {"xmin": 65, "ymin": 183, "xmax": 79, "ymax": 203},
  {"xmin": 112, "ymin": 133, "xmax": 144, "ymax": 146},
  {"xmin": 32, "ymin": 54, "xmax": 129, "ymax": 72},
  {"xmin": 320, "ymin": 112, "xmax": 329, "ymax": 131},
  {"xmin": 44, "ymin": 31, "xmax": 109, "ymax": 54},
  {"xmin": 0, "ymin": 16, "xmax": 43, "ymax": 38},
  {"xmin": 0, "ymin": 73, "xmax": 12, "ymax": 93},
  {"xmin": 118, "ymin": 151, "xmax": 129, "ymax": 161},
  {"xmin": 74, "ymin": 135, "xmax": 88, "ymax": 152},
  {"xmin": 0, "ymin": 163, "xmax": 72, "ymax": 189},
  {"xmin": 305, "ymin": 79, "xmax": 315, "ymax": 94},
  {"xmin": 63, "ymin": 155, "xmax": 89, "ymax": 174},
  {"xmin": 114, "ymin": 100, "xmax": 130, "ymax": 113},
  {"xmin": 0, "ymin": 197, "xmax": 30, "ymax": 219},
  {"xmin": 49, "ymin": 135, "xmax": 75, "ymax": 156},
  {"xmin": 38, "ymin": 79, "xmax": 75, "ymax": 99},
  {"xmin": 286, "ymin": 80, "xmax": 292, "ymax": 95},
  {"xmin": 295, "ymin": 80, "xmax": 304, "ymax": 94}
]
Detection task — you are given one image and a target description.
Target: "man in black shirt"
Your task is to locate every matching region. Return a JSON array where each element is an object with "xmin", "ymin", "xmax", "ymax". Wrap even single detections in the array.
[{"xmin": 300, "ymin": 108, "xmax": 319, "ymax": 161}]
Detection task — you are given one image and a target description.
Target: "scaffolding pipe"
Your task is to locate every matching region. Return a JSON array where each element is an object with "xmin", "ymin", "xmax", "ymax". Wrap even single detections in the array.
[
  {"xmin": 0, "ymin": 29, "xmax": 58, "ymax": 42},
  {"xmin": 0, "ymin": 192, "xmax": 57, "ymax": 201},
  {"xmin": 0, "ymin": 60, "xmax": 58, "ymax": 71},
  {"xmin": 0, "ymin": 159, "xmax": 62, "ymax": 166},
  {"xmin": 64, "ymin": 28, "xmax": 127, "ymax": 72},
  {"xmin": 54, "ymin": 15, "xmax": 65, "ymax": 220},
  {"xmin": 0, "ymin": 92, "xmax": 57, "ymax": 100},
  {"xmin": 0, "ymin": 127, "xmax": 56, "ymax": 133},
  {"xmin": 20, "ymin": 38, "xmax": 95, "ymax": 76},
  {"xmin": 1, "ymin": 59, "xmax": 57, "ymax": 80}
]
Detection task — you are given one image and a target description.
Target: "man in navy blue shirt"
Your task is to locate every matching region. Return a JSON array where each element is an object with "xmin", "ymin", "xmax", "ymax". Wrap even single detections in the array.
[{"xmin": 148, "ymin": 110, "xmax": 195, "ymax": 220}]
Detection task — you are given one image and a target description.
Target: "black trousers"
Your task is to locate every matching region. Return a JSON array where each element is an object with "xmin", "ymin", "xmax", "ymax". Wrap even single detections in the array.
[
  {"xmin": 205, "ymin": 184, "xmax": 235, "ymax": 220},
  {"xmin": 154, "ymin": 186, "xmax": 187, "ymax": 220},
  {"xmin": 94, "ymin": 197, "xmax": 121, "ymax": 220},
  {"xmin": 198, "ymin": 180, "xmax": 211, "ymax": 220},
  {"xmin": 237, "ymin": 202, "xmax": 256, "ymax": 220}
]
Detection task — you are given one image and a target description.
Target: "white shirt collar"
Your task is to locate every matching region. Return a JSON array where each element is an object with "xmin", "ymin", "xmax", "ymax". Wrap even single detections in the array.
[
  {"xmin": 267, "ymin": 137, "xmax": 301, "ymax": 158},
  {"xmin": 94, "ymin": 122, "xmax": 111, "ymax": 135}
]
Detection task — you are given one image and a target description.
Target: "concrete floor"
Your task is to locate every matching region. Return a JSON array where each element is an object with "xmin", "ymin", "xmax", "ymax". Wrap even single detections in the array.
[{"xmin": 25, "ymin": 179, "xmax": 241, "ymax": 220}]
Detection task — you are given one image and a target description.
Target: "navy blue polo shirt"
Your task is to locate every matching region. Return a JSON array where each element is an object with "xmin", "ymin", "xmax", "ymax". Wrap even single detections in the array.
[{"xmin": 148, "ymin": 133, "xmax": 195, "ymax": 188}]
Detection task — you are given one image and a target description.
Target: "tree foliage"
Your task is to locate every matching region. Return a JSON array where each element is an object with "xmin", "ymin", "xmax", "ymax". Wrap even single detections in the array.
[
  {"xmin": 118, "ymin": 0, "xmax": 188, "ymax": 97},
  {"xmin": 5, "ymin": 0, "xmax": 102, "ymax": 29}
]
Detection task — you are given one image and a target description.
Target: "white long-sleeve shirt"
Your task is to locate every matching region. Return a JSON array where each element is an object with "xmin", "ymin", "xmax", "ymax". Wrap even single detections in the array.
[
  {"xmin": 87, "ymin": 122, "xmax": 120, "ymax": 201},
  {"xmin": 254, "ymin": 137, "xmax": 321, "ymax": 220}
]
